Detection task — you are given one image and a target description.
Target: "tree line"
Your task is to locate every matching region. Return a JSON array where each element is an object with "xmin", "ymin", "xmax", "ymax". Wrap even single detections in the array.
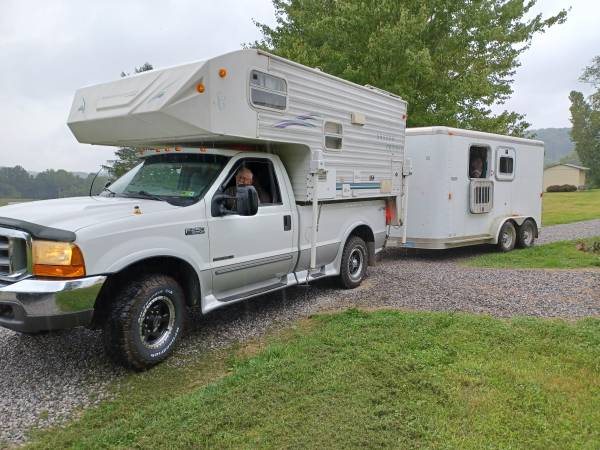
[
  {"xmin": 570, "ymin": 56, "xmax": 600, "ymax": 186},
  {"xmin": 0, "ymin": 166, "xmax": 98, "ymax": 200}
]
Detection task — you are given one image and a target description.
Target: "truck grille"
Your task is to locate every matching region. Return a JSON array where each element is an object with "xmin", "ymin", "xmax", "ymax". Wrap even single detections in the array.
[
  {"xmin": 0, "ymin": 236, "xmax": 9, "ymax": 275},
  {"xmin": 0, "ymin": 228, "xmax": 31, "ymax": 282}
]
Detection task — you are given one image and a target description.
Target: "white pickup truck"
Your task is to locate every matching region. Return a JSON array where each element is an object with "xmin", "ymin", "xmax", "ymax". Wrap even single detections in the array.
[{"xmin": 0, "ymin": 50, "xmax": 408, "ymax": 369}]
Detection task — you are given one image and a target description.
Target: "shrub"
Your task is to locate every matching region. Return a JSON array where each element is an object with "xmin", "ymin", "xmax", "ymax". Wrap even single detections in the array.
[{"xmin": 547, "ymin": 184, "xmax": 577, "ymax": 192}]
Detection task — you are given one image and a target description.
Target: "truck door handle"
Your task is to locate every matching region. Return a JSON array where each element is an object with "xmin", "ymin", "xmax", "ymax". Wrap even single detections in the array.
[{"xmin": 283, "ymin": 215, "xmax": 292, "ymax": 231}]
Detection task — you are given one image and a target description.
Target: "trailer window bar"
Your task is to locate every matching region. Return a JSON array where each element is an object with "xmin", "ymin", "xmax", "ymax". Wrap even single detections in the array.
[
  {"xmin": 249, "ymin": 70, "xmax": 287, "ymax": 111},
  {"xmin": 324, "ymin": 121, "xmax": 343, "ymax": 150}
]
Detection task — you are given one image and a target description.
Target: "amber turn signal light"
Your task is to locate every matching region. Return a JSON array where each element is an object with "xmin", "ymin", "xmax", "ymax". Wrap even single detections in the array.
[{"xmin": 32, "ymin": 241, "xmax": 86, "ymax": 278}]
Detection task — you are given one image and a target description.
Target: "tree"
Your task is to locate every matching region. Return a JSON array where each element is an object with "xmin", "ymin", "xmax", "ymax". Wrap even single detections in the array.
[
  {"xmin": 104, "ymin": 63, "xmax": 154, "ymax": 178},
  {"xmin": 251, "ymin": 0, "xmax": 567, "ymax": 135},
  {"xmin": 570, "ymin": 56, "xmax": 600, "ymax": 187}
]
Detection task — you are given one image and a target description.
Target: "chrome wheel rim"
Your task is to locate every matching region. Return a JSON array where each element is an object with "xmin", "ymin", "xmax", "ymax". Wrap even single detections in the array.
[
  {"xmin": 348, "ymin": 247, "xmax": 364, "ymax": 282},
  {"xmin": 522, "ymin": 226, "xmax": 533, "ymax": 245},
  {"xmin": 138, "ymin": 295, "xmax": 176, "ymax": 349},
  {"xmin": 502, "ymin": 228, "xmax": 514, "ymax": 249}
]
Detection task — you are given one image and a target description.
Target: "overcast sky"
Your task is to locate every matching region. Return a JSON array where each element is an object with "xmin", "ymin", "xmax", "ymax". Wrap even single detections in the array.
[{"xmin": 1, "ymin": 0, "xmax": 598, "ymax": 172}]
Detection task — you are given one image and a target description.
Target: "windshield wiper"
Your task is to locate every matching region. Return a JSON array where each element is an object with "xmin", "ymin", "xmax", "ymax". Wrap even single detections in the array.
[{"xmin": 124, "ymin": 190, "xmax": 166, "ymax": 202}]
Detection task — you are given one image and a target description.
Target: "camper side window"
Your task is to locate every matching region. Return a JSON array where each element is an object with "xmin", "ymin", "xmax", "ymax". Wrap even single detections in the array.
[
  {"xmin": 249, "ymin": 70, "xmax": 287, "ymax": 111},
  {"xmin": 495, "ymin": 147, "xmax": 516, "ymax": 181},
  {"xmin": 324, "ymin": 121, "xmax": 343, "ymax": 150}
]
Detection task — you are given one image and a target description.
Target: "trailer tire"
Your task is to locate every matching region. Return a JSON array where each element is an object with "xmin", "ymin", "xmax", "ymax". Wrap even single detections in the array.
[
  {"xmin": 497, "ymin": 221, "xmax": 516, "ymax": 252},
  {"xmin": 339, "ymin": 236, "xmax": 368, "ymax": 289},
  {"xmin": 102, "ymin": 274, "xmax": 186, "ymax": 370},
  {"xmin": 516, "ymin": 219, "xmax": 536, "ymax": 248}
]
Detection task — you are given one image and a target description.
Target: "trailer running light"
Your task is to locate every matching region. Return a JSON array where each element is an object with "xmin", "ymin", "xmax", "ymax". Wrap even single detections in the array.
[
  {"xmin": 32, "ymin": 241, "xmax": 86, "ymax": 278},
  {"xmin": 219, "ymin": 68, "xmax": 227, "ymax": 78},
  {"xmin": 196, "ymin": 83, "xmax": 205, "ymax": 93}
]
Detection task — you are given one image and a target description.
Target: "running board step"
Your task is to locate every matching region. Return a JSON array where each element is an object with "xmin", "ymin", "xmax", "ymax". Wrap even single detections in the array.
[{"xmin": 218, "ymin": 282, "xmax": 287, "ymax": 303}]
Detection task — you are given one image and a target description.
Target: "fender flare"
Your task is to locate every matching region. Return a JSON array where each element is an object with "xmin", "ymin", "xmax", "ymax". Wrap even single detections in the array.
[{"xmin": 332, "ymin": 221, "xmax": 376, "ymax": 270}]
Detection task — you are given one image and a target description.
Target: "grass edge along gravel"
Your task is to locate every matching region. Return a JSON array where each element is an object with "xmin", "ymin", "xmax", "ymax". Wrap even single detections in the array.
[
  {"xmin": 26, "ymin": 310, "xmax": 600, "ymax": 449},
  {"xmin": 464, "ymin": 236, "xmax": 600, "ymax": 269}
]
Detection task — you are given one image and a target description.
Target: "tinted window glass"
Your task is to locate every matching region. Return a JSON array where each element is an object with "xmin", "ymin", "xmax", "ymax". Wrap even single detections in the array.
[
  {"xmin": 500, "ymin": 156, "xmax": 514, "ymax": 174},
  {"xmin": 222, "ymin": 159, "xmax": 283, "ymax": 208}
]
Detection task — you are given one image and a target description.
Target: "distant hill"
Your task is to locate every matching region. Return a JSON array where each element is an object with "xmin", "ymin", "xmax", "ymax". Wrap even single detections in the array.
[{"xmin": 527, "ymin": 128, "xmax": 575, "ymax": 165}]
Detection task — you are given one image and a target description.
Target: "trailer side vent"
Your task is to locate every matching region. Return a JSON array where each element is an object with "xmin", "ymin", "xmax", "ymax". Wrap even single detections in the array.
[{"xmin": 469, "ymin": 180, "xmax": 494, "ymax": 214}]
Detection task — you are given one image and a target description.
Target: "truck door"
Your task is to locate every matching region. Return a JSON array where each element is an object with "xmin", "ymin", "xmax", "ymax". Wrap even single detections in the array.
[{"xmin": 207, "ymin": 157, "xmax": 295, "ymax": 302}]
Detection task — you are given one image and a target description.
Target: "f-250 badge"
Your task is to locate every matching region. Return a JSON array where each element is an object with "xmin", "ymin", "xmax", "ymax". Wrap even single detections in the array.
[{"xmin": 185, "ymin": 227, "xmax": 205, "ymax": 236}]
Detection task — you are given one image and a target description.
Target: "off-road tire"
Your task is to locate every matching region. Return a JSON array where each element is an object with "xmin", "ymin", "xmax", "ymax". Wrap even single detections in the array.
[
  {"xmin": 102, "ymin": 274, "xmax": 187, "ymax": 370},
  {"xmin": 516, "ymin": 219, "xmax": 536, "ymax": 248},
  {"xmin": 339, "ymin": 236, "xmax": 368, "ymax": 289},
  {"xmin": 497, "ymin": 221, "xmax": 516, "ymax": 252}
]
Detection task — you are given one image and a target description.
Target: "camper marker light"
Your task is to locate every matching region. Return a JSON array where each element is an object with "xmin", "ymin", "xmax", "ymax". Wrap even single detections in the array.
[
  {"xmin": 196, "ymin": 83, "xmax": 205, "ymax": 93},
  {"xmin": 219, "ymin": 68, "xmax": 227, "ymax": 78},
  {"xmin": 32, "ymin": 241, "xmax": 86, "ymax": 278}
]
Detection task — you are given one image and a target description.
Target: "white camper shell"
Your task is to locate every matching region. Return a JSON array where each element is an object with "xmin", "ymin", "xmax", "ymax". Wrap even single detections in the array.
[
  {"xmin": 68, "ymin": 49, "xmax": 408, "ymax": 205},
  {"xmin": 387, "ymin": 127, "xmax": 544, "ymax": 250}
]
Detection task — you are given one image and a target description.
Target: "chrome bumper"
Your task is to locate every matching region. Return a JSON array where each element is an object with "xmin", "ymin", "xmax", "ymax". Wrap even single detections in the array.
[{"xmin": 0, "ymin": 276, "xmax": 106, "ymax": 333}]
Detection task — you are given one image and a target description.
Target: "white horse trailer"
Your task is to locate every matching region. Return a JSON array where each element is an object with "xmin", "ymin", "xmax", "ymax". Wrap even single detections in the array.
[{"xmin": 387, "ymin": 127, "xmax": 544, "ymax": 251}]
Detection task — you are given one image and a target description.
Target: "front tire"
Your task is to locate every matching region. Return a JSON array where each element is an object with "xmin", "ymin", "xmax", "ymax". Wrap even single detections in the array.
[
  {"xmin": 339, "ymin": 236, "xmax": 368, "ymax": 289},
  {"xmin": 103, "ymin": 274, "xmax": 186, "ymax": 370},
  {"xmin": 516, "ymin": 219, "xmax": 536, "ymax": 248},
  {"xmin": 497, "ymin": 221, "xmax": 516, "ymax": 252}
]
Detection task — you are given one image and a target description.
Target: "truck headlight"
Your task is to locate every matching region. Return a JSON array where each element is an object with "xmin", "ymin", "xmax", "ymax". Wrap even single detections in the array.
[{"xmin": 32, "ymin": 241, "xmax": 86, "ymax": 278}]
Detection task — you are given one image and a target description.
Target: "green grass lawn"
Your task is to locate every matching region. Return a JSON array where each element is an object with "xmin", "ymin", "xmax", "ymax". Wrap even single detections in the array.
[
  {"xmin": 27, "ymin": 310, "xmax": 600, "ymax": 449},
  {"xmin": 465, "ymin": 236, "xmax": 600, "ymax": 269},
  {"xmin": 543, "ymin": 189, "xmax": 600, "ymax": 225}
]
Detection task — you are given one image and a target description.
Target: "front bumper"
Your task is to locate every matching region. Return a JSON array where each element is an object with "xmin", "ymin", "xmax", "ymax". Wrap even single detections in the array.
[{"xmin": 0, "ymin": 276, "xmax": 106, "ymax": 333}]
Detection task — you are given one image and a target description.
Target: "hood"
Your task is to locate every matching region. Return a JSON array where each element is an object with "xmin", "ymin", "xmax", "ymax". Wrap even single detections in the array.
[{"xmin": 0, "ymin": 197, "xmax": 180, "ymax": 234}]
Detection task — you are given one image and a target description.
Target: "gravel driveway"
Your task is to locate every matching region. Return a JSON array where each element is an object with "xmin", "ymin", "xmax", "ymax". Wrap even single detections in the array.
[{"xmin": 1, "ymin": 220, "xmax": 599, "ymax": 445}]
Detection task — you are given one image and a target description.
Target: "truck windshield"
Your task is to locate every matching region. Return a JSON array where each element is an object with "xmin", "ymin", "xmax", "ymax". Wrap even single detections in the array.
[{"xmin": 102, "ymin": 153, "xmax": 230, "ymax": 205}]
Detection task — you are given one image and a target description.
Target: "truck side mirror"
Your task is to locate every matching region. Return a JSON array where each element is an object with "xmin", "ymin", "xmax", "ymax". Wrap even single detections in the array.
[
  {"xmin": 236, "ymin": 185, "xmax": 259, "ymax": 216},
  {"xmin": 211, "ymin": 185, "xmax": 259, "ymax": 217}
]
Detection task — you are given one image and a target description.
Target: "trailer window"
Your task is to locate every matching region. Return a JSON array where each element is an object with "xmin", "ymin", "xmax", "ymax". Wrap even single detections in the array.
[
  {"xmin": 324, "ymin": 121, "xmax": 343, "ymax": 150},
  {"xmin": 250, "ymin": 70, "xmax": 287, "ymax": 111},
  {"xmin": 469, "ymin": 145, "xmax": 489, "ymax": 178},
  {"xmin": 496, "ymin": 147, "xmax": 516, "ymax": 181}
]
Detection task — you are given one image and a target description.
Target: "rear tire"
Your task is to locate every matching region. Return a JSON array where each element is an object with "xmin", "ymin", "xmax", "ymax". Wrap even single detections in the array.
[
  {"xmin": 102, "ymin": 274, "xmax": 186, "ymax": 370},
  {"xmin": 497, "ymin": 221, "xmax": 516, "ymax": 252},
  {"xmin": 516, "ymin": 219, "xmax": 536, "ymax": 248},
  {"xmin": 339, "ymin": 236, "xmax": 368, "ymax": 289}
]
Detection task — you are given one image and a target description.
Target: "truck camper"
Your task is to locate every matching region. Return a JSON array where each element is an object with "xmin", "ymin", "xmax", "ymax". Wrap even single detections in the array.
[
  {"xmin": 0, "ymin": 49, "xmax": 409, "ymax": 369},
  {"xmin": 387, "ymin": 127, "xmax": 544, "ymax": 252}
]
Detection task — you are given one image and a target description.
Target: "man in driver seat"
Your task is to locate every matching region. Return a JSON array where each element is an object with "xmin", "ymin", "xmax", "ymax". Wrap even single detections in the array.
[{"xmin": 225, "ymin": 167, "xmax": 271, "ymax": 210}]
